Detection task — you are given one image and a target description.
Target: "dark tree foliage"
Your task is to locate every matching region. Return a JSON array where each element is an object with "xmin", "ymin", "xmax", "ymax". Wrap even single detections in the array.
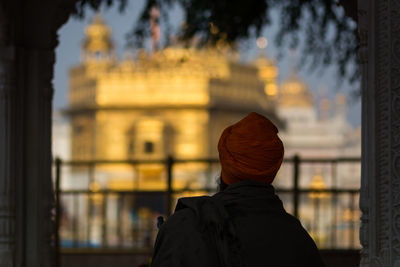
[
  {"xmin": 275, "ymin": 1, "xmax": 358, "ymax": 83},
  {"xmin": 72, "ymin": 0, "xmax": 358, "ymax": 83},
  {"xmin": 178, "ymin": 0, "xmax": 271, "ymax": 44},
  {"xmin": 72, "ymin": 0, "xmax": 128, "ymax": 17}
]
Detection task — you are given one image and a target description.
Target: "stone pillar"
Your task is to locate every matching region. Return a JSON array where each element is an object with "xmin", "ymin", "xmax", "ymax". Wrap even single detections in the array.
[
  {"xmin": 23, "ymin": 48, "xmax": 56, "ymax": 267},
  {"xmin": 0, "ymin": 1, "xmax": 76, "ymax": 266},
  {"xmin": 359, "ymin": 0, "xmax": 400, "ymax": 266},
  {"xmin": 0, "ymin": 33, "xmax": 56, "ymax": 267},
  {"xmin": 0, "ymin": 4, "xmax": 18, "ymax": 266}
]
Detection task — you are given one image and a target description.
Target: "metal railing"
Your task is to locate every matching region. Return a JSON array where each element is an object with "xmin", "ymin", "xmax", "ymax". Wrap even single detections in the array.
[{"xmin": 54, "ymin": 155, "xmax": 361, "ymax": 262}]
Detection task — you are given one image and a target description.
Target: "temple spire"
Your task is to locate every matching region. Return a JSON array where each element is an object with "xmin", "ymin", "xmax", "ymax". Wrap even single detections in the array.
[{"xmin": 82, "ymin": 14, "xmax": 115, "ymax": 63}]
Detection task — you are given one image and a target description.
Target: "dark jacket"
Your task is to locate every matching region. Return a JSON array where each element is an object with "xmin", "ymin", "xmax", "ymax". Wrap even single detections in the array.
[{"xmin": 151, "ymin": 180, "xmax": 325, "ymax": 267}]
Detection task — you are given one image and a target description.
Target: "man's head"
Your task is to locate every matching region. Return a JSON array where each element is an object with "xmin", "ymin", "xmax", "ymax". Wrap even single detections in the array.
[{"xmin": 218, "ymin": 112, "xmax": 284, "ymax": 185}]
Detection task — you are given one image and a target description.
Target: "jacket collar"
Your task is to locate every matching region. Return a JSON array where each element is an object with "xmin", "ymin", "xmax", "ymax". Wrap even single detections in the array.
[{"xmin": 224, "ymin": 179, "xmax": 275, "ymax": 193}]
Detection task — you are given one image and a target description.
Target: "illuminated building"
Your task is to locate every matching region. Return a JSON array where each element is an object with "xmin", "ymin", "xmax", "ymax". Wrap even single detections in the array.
[
  {"xmin": 66, "ymin": 14, "xmax": 278, "ymax": 192},
  {"xmin": 274, "ymin": 70, "xmax": 361, "ymax": 248},
  {"xmin": 55, "ymin": 15, "xmax": 360, "ymax": 248},
  {"xmin": 59, "ymin": 15, "xmax": 281, "ymax": 246}
]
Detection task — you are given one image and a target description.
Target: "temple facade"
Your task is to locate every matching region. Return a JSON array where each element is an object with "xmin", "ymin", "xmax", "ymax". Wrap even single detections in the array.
[
  {"xmin": 273, "ymin": 71, "xmax": 361, "ymax": 248},
  {"xmin": 65, "ymin": 15, "xmax": 279, "ymax": 191},
  {"xmin": 52, "ymin": 15, "xmax": 362, "ymax": 249}
]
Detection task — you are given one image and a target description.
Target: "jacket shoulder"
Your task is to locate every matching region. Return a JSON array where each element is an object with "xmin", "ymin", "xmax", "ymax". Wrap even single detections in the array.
[
  {"xmin": 151, "ymin": 197, "xmax": 217, "ymax": 267},
  {"xmin": 175, "ymin": 196, "xmax": 212, "ymax": 212}
]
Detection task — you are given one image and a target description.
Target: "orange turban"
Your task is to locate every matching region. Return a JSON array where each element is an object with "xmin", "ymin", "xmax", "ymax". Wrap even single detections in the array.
[{"xmin": 218, "ymin": 112, "xmax": 284, "ymax": 185}]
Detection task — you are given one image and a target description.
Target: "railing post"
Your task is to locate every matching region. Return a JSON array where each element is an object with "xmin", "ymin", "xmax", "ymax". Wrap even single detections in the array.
[
  {"xmin": 293, "ymin": 154, "xmax": 300, "ymax": 219},
  {"xmin": 87, "ymin": 162, "xmax": 94, "ymax": 247},
  {"xmin": 330, "ymin": 161, "xmax": 337, "ymax": 247},
  {"xmin": 54, "ymin": 157, "xmax": 62, "ymax": 267},
  {"xmin": 166, "ymin": 156, "xmax": 174, "ymax": 216}
]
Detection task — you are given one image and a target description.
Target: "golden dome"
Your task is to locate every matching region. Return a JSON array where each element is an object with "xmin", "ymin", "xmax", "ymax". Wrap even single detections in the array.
[
  {"xmin": 253, "ymin": 54, "xmax": 279, "ymax": 97},
  {"xmin": 279, "ymin": 73, "xmax": 313, "ymax": 108},
  {"xmin": 309, "ymin": 174, "xmax": 329, "ymax": 199},
  {"xmin": 253, "ymin": 54, "xmax": 278, "ymax": 79},
  {"xmin": 83, "ymin": 14, "xmax": 114, "ymax": 54}
]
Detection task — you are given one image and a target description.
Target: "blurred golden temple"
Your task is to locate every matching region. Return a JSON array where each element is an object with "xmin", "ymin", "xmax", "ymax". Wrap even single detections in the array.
[
  {"xmin": 66, "ymin": 15, "xmax": 281, "ymax": 190},
  {"xmin": 55, "ymin": 14, "xmax": 361, "ymax": 249}
]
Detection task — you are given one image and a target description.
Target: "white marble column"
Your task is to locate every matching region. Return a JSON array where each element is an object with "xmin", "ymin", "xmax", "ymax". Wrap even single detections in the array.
[{"xmin": 359, "ymin": 0, "xmax": 400, "ymax": 266}]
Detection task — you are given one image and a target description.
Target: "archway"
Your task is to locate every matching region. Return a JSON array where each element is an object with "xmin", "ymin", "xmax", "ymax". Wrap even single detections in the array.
[{"xmin": 0, "ymin": 1, "xmax": 398, "ymax": 266}]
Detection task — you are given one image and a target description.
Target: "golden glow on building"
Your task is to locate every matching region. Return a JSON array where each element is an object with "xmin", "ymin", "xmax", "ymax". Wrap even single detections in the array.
[
  {"xmin": 309, "ymin": 173, "xmax": 329, "ymax": 199},
  {"xmin": 67, "ymin": 15, "xmax": 279, "ymax": 191},
  {"xmin": 253, "ymin": 53, "xmax": 279, "ymax": 99},
  {"xmin": 279, "ymin": 73, "xmax": 314, "ymax": 108}
]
